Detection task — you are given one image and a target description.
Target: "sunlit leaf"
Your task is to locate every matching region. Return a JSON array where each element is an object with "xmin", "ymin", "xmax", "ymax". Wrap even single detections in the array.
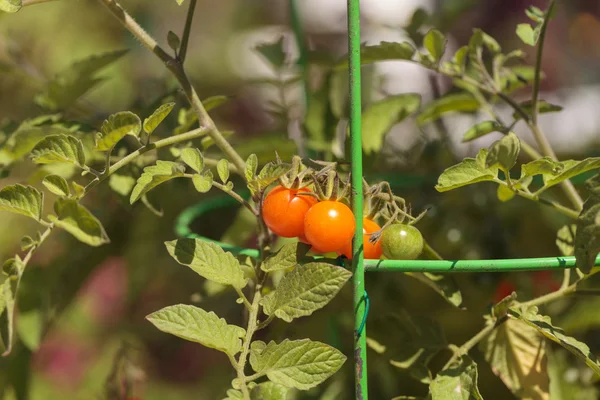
[
  {"xmin": 144, "ymin": 102, "xmax": 175, "ymax": 135},
  {"xmin": 417, "ymin": 92, "xmax": 479, "ymax": 125},
  {"xmin": 42, "ymin": 174, "xmax": 70, "ymax": 197},
  {"xmin": 486, "ymin": 132, "xmax": 521, "ymax": 172},
  {"xmin": 217, "ymin": 159, "xmax": 230, "ymax": 183},
  {"xmin": 130, "ymin": 160, "xmax": 185, "ymax": 204},
  {"xmin": 181, "ymin": 148, "xmax": 204, "ymax": 173},
  {"xmin": 147, "ymin": 304, "xmax": 245, "ymax": 356},
  {"xmin": 165, "ymin": 238, "xmax": 247, "ymax": 288},
  {"xmin": 512, "ymin": 100, "xmax": 562, "ymax": 121},
  {"xmin": 30, "ymin": 134, "xmax": 85, "ymax": 167},
  {"xmin": 435, "ymin": 149, "xmax": 498, "ymax": 192},
  {"xmin": 245, "ymin": 154, "xmax": 258, "ymax": 182},
  {"xmin": 261, "ymin": 242, "xmax": 310, "ymax": 272},
  {"xmin": 430, "ymin": 356, "xmax": 483, "ymax": 400},
  {"xmin": 462, "ymin": 121, "xmax": 503, "ymax": 142},
  {"xmin": 95, "ymin": 111, "xmax": 141, "ymax": 151},
  {"xmin": 0, "ymin": 184, "xmax": 43, "ymax": 221},
  {"xmin": 0, "ymin": 0, "xmax": 21, "ymax": 13},
  {"xmin": 424, "ymin": 29, "xmax": 446, "ymax": 62},
  {"xmin": 192, "ymin": 171, "xmax": 213, "ymax": 193},
  {"xmin": 249, "ymin": 339, "xmax": 346, "ymax": 390},
  {"xmin": 49, "ymin": 198, "xmax": 110, "ymax": 246}
]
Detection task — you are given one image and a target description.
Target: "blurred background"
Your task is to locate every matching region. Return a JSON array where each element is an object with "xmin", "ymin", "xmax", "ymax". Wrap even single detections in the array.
[{"xmin": 1, "ymin": 0, "xmax": 600, "ymax": 399}]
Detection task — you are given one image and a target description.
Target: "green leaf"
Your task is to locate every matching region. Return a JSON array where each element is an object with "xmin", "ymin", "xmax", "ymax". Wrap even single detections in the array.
[
  {"xmin": 480, "ymin": 316, "xmax": 549, "ymax": 399},
  {"xmin": 165, "ymin": 238, "xmax": 247, "ymax": 288},
  {"xmin": 20, "ymin": 236, "xmax": 36, "ymax": 251},
  {"xmin": 174, "ymin": 0, "xmax": 185, "ymax": 4},
  {"xmin": 475, "ymin": 29, "xmax": 501, "ymax": 53},
  {"xmin": 544, "ymin": 158, "xmax": 600, "ymax": 189},
  {"xmin": 0, "ymin": 184, "xmax": 43, "ymax": 221},
  {"xmin": 452, "ymin": 46, "xmax": 469, "ymax": 73},
  {"xmin": 548, "ymin": 349, "xmax": 600, "ymax": 400},
  {"xmin": 360, "ymin": 94, "xmax": 421, "ymax": 154},
  {"xmin": 35, "ymin": 50, "xmax": 128, "ymax": 111},
  {"xmin": 337, "ymin": 41, "xmax": 415, "ymax": 68},
  {"xmin": 516, "ymin": 23, "xmax": 540, "ymax": 46},
  {"xmin": 510, "ymin": 306, "xmax": 600, "ymax": 375},
  {"xmin": 485, "ymin": 132, "xmax": 521, "ymax": 172},
  {"xmin": 305, "ymin": 77, "xmax": 336, "ymax": 145},
  {"xmin": 417, "ymin": 93, "xmax": 479, "ymax": 125},
  {"xmin": 462, "ymin": 121, "xmax": 503, "ymax": 142},
  {"xmin": 513, "ymin": 100, "xmax": 563, "ymax": 121},
  {"xmin": 261, "ymin": 262, "xmax": 351, "ymax": 322},
  {"xmin": 181, "ymin": 148, "xmax": 204, "ymax": 173},
  {"xmin": 144, "ymin": 102, "xmax": 175, "ymax": 135},
  {"xmin": 204, "ymin": 95, "xmax": 229, "ymax": 112},
  {"xmin": 0, "ymin": 0, "xmax": 21, "ymax": 13},
  {"xmin": 49, "ymin": 198, "xmax": 110, "ymax": 246},
  {"xmin": 497, "ymin": 184, "xmax": 516, "ymax": 202},
  {"xmin": 407, "ymin": 272, "xmax": 464, "ymax": 309},
  {"xmin": 249, "ymin": 162, "xmax": 291, "ymax": 194},
  {"xmin": 245, "ymin": 154, "xmax": 258, "ymax": 181},
  {"xmin": 556, "ymin": 225, "xmax": 576, "ymax": 257},
  {"xmin": 249, "ymin": 339, "xmax": 346, "ymax": 390},
  {"xmin": 256, "ymin": 37, "xmax": 286, "ymax": 68},
  {"xmin": 430, "ymin": 356, "xmax": 483, "ymax": 400},
  {"xmin": 108, "ymin": 174, "xmax": 136, "ymax": 197},
  {"xmin": 0, "ymin": 257, "xmax": 22, "ymax": 356},
  {"xmin": 95, "ymin": 111, "xmax": 141, "ymax": 151},
  {"xmin": 30, "ymin": 134, "xmax": 85, "ymax": 167},
  {"xmin": 424, "ymin": 29, "xmax": 446, "ymax": 62},
  {"xmin": 261, "ymin": 242, "xmax": 311, "ymax": 272},
  {"xmin": 521, "ymin": 157, "xmax": 562, "ymax": 184},
  {"xmin": 250, "ymin": 382, "xmax": 289, "ymax": 400},
  {"xmin": 71, "ymin": 181, "xmax": 85, "ymax": 199},
  {"xmin": 16, "ymin": 310, "xmax": 43, "ymax": 351},
  {"xmin": 167, "ymin": 31, "xmax": 180, "ymax": 53},
  {"xmin": 217, "ymin": 159, "xmax": 230, "ymax": 183},
  {"xmin": 130, "ymin": 160, "xmax": 186, "ymax": 204},
  {"xmin": 147, "ymin": 304, "xmax": 245, "ymax": 356},
  {"xmin": 192, "ymin": 171, "xmax": 213, "ymax": 193},
  {"xmin": 435, "ymin": 150, "xmax": 498, "ymax": 192},
  {"xmin": 223, "ymin": 389, "xmax": 244, "ymax": 400},
  {"xmin": 383, "ymin": 310, "xmax": 447, "ymax": 383},
  {"xmin": 42, "ymin": 174, "xmax": 70, "ymax": 197}
]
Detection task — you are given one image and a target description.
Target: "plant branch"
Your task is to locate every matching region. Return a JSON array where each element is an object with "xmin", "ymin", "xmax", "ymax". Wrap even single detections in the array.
[
  {"xmin": 236, "ymin": 290, "xmax": 262, "ymax": 400},
  {"xmin": 178, "ymin": 0, "xmax": 197, "ymax": 63},
  {"xmin": 21, "ymin": 0, "xmax": 56, "ymax": 7},
  {"xmin": 256, "ymin": 315, "xmax": 275, "ymax": 331},
  {"xmin": 235, "ymin": 288, "xmax": 252, "ymax": 310},
  {"xmin": 96, "ymin": 0, "xmax": 248, "ymax": 177},
  {"xmin": 531, "ymin": 0, "xmax": 556, "ymax": 126},
  {"xmin": 211, "ymin": 181, "xmax": 257, "ymax": 215}
]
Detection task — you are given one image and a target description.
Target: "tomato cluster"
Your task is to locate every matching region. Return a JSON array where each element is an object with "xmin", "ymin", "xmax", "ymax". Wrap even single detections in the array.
[{"xmin": 262, "ymin": 183, "xmax": 424, "ymax": 260}]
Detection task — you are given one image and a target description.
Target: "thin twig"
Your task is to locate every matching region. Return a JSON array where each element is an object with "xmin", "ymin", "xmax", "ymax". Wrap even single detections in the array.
[{"xmin": 178, "ymin": 0, "xmax": 197, "ymax": 63}]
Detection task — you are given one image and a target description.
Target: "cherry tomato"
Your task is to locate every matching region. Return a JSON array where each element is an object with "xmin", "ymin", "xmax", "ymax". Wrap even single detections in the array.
[
  {"xmin": 262, "ymin": 185, "xmax": 318, "ymax": 238},
  {"xmin": 380, "ymin": 224, "xmax": 423, "ymax": 260},
  {"xmin": 339, "ymin": 218, "xmax": 382, "ymax": 260},
  {"xmin": 304, "ymin": 201, "xmax": 355, "ymax": 253}
]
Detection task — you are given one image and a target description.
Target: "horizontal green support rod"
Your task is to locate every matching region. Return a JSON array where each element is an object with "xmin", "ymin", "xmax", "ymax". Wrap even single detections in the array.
[{"xmin": 364, "ymin": 255, "xmax": 600, "ymax": 272}]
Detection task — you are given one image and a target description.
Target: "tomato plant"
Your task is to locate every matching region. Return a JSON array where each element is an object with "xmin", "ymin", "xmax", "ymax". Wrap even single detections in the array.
[{"xmin": 303, "ymin": 200, "xmax": 355, "ymax": 253}]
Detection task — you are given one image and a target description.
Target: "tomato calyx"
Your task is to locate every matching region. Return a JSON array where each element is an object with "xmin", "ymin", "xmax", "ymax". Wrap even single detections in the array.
[{"xmin": 277, "ymin": 155, "xmax": 313, "ymax": 190}]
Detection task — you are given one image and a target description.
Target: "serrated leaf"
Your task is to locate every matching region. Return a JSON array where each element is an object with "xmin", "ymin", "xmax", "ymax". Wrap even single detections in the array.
[
  {"xmin": 424, "ymin": 29, "xmax": 446, "ymax": 62},
  {"xmin": 359, "ymin": 94, "xmax": 421, "ymax": 154},
  {"xmin": 544, "ymin": 158, "xmax": 600, "ymax": 189},
  {"xmin": 30, "ymin": 134, "xmax": 85, "ymax": 167},
  {"xmin": 517, "ymin": 23, "xmax": 540, "ymax": 46},
  {"xmin": 256, "ymin": 37, "xmax": 286, "ymax": 68},
  {"xmin": 165, "ymin": 238, "xmax": 247, "ymax": 288},
  {"xmin": 144, "ymin": 102, "xmax": 175, "ymax": 135},
  {"xmin": 147, "ymin": 304, "xmax": 245, "ymax": 356},
  {"xmin": 108, "ymin": 174, "xmax": 136, "ymax": 197},
  {"xmin": 0, "ymin": 0, "xmax": 21, "ymax": 13},
  {"xmin": 435, "ymin": 151, "xmax": 498, "ymax": 192},
  {"xmin": 181, "ymin": 148, "xmax": 204, "ymax": 173},
  {"xmin": 245, "ymin": 154, "xmax": 258, "ymax": 181},
  {"xmin": 250, "ymin": 162, "xmax": 291, "ymax": 193},
  {"xmin": 49, "ymin": 198, "xmax": 110, "ymax": 246},
  {"xmin": 480, "ymin": 316, "xmax": 549, "ymax": 399},
  {"xmin": 261, "ymin": 262, "xmax": 351, "ymax": 322},
  {"xmin": 35, "ymin": 50, "xmax": 128, "ymax": 111},
  {"xmin": 0, "ymin": 184, "xmax": 43, "ymax": 221},
  {"xmin": 250, "ymin": 381, "xmax": 289, "ymax": 400},
  {"xmin": 430, "ymin": 356, "xmax": 483, "ymax": 400},
  {"xmin": 462, "ymin": 121, "xmax": 503, "ymax": 142},
  {"xmin": 262, "ymin": 242, "xmax": 311, "ymax": 272},
  {"xmin": 217, "ymin": 159, "xmax": 230, "ymax": 183},
  {"xmin": 417, "ymin": 92, "xmax": 479, "ymax": 125},
  {"xmin": 556, "ymin": 225, "xmax": 576, "ymax": 257},
  {"xmin": 384, "ymin": 310, "xmax": 447, "ymax": 383},
  {"xmin": 510, "ymin": 306, "xmax": 600, "ymax": 375},
  {"xmin": 249, "ymin": 339, "xmax": 346, "ymax": 390},
  {"xmin": 130, "ymin": 160, "xmax": 185, "ymax": 204},
  {"xmin": 95, "ymin": 111, "xmax": 141, "ymax": 151},
  {"xmin": 192, "ymin": 171, "xmax": 213, "ymax": 193},
  {"xmin": 337, "ymin": 41, "xmax": 415, "ymax": 68},
  {"xmin": 42, "ymin": 174, "xmax": 70, "ymax": 197},
  {"xmin": 486, "ymin": 132, "xmax": 520, "ymax": 172},
  {"xmin": 521, "ymin": 157, "xmax": 561, "ymax": 184}
]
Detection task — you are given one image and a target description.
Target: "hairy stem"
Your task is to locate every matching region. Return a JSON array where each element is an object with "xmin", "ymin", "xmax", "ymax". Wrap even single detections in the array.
[
  {"xmin": 520, "ymin": 281, "xmax": 577, "ymax": 308},
  {"xmin": 96, "ymin": 0, "xmax": 247, "ymax": 176},
  {"xmin": 178, "ymin": 0, "xmax": 197, "ymax": 63},
  {"xmin": 236, "ymin": 290, "xmax": 262, "ymax": 400},
  {"xmin": 21, "ymin": 0, "xmax": 56, "ymax": 7},
  {"xmin": 211, "ymin": 181, "xmax": 257, "ymax": 215}
]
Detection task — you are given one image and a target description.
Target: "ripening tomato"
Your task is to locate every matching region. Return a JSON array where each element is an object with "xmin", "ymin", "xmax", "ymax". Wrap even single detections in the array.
[
  {"xmin": 304, "ymin": 201, "xmax": 355, "ymax": 253},
  {"xmin": 262, "ymin": 185, "xmax": 318, "ymax": 238},
  {"xmin": 380, "ymin": 224, "xmax": 423, "ymax": 260},
  {"xmin": 339, "ymin": 218, "xmax": 382, "ymax": 260}
]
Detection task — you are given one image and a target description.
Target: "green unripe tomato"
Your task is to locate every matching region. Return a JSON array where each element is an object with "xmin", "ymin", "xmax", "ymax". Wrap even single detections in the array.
[{"xmin": 380, "ymin": 224, "xmax": 424, "ymax": 260}]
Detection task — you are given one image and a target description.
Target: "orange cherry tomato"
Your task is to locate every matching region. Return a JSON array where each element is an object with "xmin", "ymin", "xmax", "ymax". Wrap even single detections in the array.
[
  {"xmin": 262, "ymin": 185, "xmax": 318, "ymax": 238},
  {"xmin": 339, "ymin": 218, "xmax": 382, "ymax": 260},
  {"xmin": 304, "ymin": 201, "xmax": 355, "ymax": 253}
]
